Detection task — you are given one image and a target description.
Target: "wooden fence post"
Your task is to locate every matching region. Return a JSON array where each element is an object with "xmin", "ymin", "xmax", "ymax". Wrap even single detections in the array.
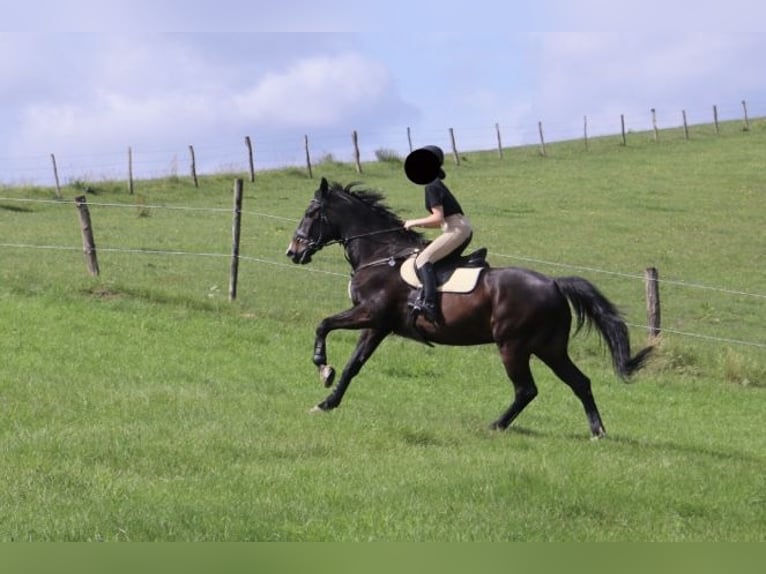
[
  {"xmin": 538, "ymin": 121, "xmax": 547, "ymax": 157},
  {"xmin": 51, "ymin": 153, "xmax": 62, "ymax": 198},
  {"xmin": 449, "ymin": 128, "xmax": 460, "ymax": 166},
  {"xmin": 229, "ymin": 179, "xmax": 244, "ymax": 302},
  {"xmin": 713, "ymin": 105, "xmax": 720, "ymax": 135},
  {"xmin": 644, "ymin": 267, "xmax": 661, "ymax": 340},
  {"xmin": 74, "ymin": 195, "xmax": 100, "ymax": 276},
  {"xmin": 189, "ymin": 145, "xmax": 199, "ymax": 188},
  {"xmin": 245, "ymin": 136, "xmax": 255, "ymax": 182},
  {"xmin": 651, "ymin": 108, "xmax": 659, "ymax": 142},
  {"xmin": 127, "ymin": 146, "xmax": 134, "ymax": 195},
  {"xmin": 406, "ymin": 127, "xmax": 413, "ymax": 153},
  {"xmin": 352, "ymin": 130, "xmax": 362, "ymax": 174},
  {"xmin": 304, "ymin": 135, "xmax": 313, "ymax": 179},
  {"xmin": 620, "ymin": 115, "xmax": 627, "ymax": 146},
  {"xmin": 495, "ymin": 123, "xmax": 503, "ymax": 159},
  {"xmin": 682, "ymin": 110, "xmax": 690, "ymax": 140}
]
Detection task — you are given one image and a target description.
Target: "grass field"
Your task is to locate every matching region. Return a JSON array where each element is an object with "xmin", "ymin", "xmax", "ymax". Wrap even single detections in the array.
[{"xmin": 0, "ymin": 120, "xmax": 764, "ymax": 541}]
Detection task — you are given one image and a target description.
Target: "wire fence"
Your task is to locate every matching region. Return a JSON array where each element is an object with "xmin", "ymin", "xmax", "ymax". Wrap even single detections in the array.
[
  {"xmin": 1, "ymin": 195, "xmax": 764, "ymax": 351},
  {"xmin": 1, "ymin": 97, "xmax": 762, "ymax": 187}
]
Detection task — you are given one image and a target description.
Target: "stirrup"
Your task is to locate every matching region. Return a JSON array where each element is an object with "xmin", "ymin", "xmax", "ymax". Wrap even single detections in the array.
[
  {"xmin": 420, "ymin": 301, "xmax": 443, "ymax": 326},
  {"xmin": 407, "ymin": 288, "xmax": 443, "ymax": 326},
  {"xmin": 407, "ymin": 288, "xmax": 424, "ymax": 309}
]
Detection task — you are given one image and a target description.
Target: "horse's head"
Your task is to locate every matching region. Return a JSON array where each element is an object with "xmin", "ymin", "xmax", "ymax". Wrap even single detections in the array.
[
  {"xmin": 286, "ymin": 177, "xmax": 341, "ymax": 264},
  {"xmin": 287, "ymin": 177, "xmax": 421, "ymax": 267}
]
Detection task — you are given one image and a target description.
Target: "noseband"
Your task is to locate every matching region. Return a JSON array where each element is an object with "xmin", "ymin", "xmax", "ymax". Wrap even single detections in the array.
[{"xmin": 295, "ymin": 199, "xmax": 331, "ymax": 253}]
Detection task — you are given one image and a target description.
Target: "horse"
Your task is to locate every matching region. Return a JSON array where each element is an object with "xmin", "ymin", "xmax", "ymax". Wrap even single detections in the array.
[{"xmin": 285, "ymin": 178, "xmax": 653, "ymax": 438}]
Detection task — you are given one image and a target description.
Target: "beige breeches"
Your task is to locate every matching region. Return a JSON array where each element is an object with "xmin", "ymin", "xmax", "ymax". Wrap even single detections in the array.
[{"xmin": 415, "ymin": 214, "xmax": 473, "ymax": 268}]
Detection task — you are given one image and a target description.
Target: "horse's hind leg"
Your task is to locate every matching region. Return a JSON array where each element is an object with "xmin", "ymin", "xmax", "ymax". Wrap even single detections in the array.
[
  {"xmin": 491, "ymin": 342, "xmax": 538, "ymax": 431},
  {"xmin": 541, "ymin": 353, "xmax": 606, "ymax": 439}
]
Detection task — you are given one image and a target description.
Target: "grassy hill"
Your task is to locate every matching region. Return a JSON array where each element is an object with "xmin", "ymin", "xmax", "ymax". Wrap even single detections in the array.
[{"xmin": 0, "ymin": 120, "xmax": 764, "ymax": 541}]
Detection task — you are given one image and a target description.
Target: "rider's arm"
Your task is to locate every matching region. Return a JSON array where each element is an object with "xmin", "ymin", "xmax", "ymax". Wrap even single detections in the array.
[{"xmin": 404, "ymin": 205, "xmax": 445, "ymax": 230}]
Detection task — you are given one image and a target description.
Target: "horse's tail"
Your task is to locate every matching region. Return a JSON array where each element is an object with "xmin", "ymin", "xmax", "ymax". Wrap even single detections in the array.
[{"xmin": 555, "ymin": 276, "xmax": 653, "ymax": 379}]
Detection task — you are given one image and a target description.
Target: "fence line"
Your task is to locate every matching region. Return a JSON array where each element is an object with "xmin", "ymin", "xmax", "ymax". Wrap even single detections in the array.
[
  {"xmin": 0, "ymin": 97, "xmax": 762, "ymax": 186},
  {"xmin": 1, "ymin": 240, "xmax": 762, "ymax": 350},
  {"xmin": 626, "ymin": 324, "xmax": 766, "ymax": 350},
  {"xmin": 0, "ymin": 242, "xmax": 348, "ymax": 277},
  {"xmin": 0, "ymin": 196, "xmax": 299, "ymax": 222},
  {"xmin": 0, "ymin": 240, "xmax": 762, "ymax": 349},
  {"xmin": 0, "ymin": 242, "xmax": 228, "ymax": 258},
  {"xmin": 489, "ymin": 251, "xmax": 766, "ymax": 300},
  {"xmin": 0, "ymin": 196, "xmax": 230, "ymax": 212},
  {"xmin": 1, "ymin": 195, "xmax": 764, "ymax": 300}
]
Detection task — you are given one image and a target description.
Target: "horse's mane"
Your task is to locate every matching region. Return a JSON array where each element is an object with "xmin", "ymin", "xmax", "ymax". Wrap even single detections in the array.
[
  {"xmin": 327, "ymin": 181, "xmax": 399, "ymax": 222},
  {"xmin": 327, "ymin": 181, "xmax": 424, "ymax": 242}
]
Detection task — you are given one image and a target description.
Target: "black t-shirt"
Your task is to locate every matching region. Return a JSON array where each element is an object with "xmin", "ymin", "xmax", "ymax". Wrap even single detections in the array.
[{"xmin": 424, "ymin": 179, "xmax": 464, "ymax": 217}]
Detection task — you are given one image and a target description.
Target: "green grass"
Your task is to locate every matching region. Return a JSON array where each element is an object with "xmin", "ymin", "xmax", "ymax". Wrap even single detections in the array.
[{"xmin": 0, "ymin": 120, "xmax": 765, "ymax": 541}]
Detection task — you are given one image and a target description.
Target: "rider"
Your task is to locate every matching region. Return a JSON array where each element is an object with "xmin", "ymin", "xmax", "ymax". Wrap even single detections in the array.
[{"xmin": 403, "ymin": 145, "xmax": 473, "ymax": 325}]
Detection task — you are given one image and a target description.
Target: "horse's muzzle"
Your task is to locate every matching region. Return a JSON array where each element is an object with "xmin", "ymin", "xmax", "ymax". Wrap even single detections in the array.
[{"xmin": 286, "ymin": 239, "xmax": 314, "ymax": 264}]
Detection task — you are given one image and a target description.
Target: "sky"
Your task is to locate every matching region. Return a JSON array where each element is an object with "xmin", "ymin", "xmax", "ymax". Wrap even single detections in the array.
[{"xmin": 2, "ymin": 1, "xmax": 766, "ymax": 185}]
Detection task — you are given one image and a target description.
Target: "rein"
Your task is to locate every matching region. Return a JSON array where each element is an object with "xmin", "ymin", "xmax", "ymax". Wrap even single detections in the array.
[
  {"xmin": 353, "ymin": 248, "xmax": 420, "ymax": 273},
  {"xmin": 327, "ymin": 227, "xmax": 419, "ymax": 272},
  {"xmin": 324, "ymin": 226, "xmax": 405, "ymax": 248}
]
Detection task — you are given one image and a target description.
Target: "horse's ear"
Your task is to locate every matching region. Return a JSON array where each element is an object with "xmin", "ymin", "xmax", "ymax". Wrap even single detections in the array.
[{"xmin": 318, "ymin": 177, "xmax": 329, "ymax": 198}]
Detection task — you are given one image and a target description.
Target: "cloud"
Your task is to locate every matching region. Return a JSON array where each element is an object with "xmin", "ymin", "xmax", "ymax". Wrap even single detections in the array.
[
  {"xmin": 15, "ymin": 50, "xmax": 404, "ymax": 145},
  {"xmin": 18, "ymin": 91, "xmax": 213, "ymax": 148},
  {"xmin": 0, "ymin": 34, "xmax": 415, "ymax": 180},
  {"xmin": 233, "ymin": 53, "xmax": 400, "ymax": 127},
  {"xmin": 531, "ymin": 33, "xmax": 766, "ymax": 136},
  {"xmin": 3, "ymin": 29, "xmax": 765, "ymax": 184}
]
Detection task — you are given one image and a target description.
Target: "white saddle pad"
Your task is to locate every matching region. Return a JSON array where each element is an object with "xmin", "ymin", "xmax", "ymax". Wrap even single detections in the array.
[{"xmin": 400, "ymin": 255, "xmax": 484, "ymax": 293}]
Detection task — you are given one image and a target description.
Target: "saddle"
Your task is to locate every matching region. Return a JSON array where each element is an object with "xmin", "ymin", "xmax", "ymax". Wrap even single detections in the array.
[{"xmin": 400, "ymin": 248, "xmax": 489, "ymax": 293}]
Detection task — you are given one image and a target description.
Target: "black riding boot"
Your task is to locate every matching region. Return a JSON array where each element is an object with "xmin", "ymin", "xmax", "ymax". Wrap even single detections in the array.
[{"xmin": 416, "ymin": 262, "xmax": 442, "ymax": 325}]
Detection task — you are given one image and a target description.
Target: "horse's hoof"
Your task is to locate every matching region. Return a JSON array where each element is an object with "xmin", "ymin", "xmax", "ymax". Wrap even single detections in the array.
[
  {"xmin": 309, "ymin": 405, "xmax": 325, "ymax": 414},
  {"xmin": 319, "ymin": 365, "xmax": 336, "ymax": 388},
  {"xmin": 590, "ymin": 428, "xmax": 607, "ymax": 441},
  {"xmin": 488, "ymin": 421, "xmax": 506, "ymax": 432}
]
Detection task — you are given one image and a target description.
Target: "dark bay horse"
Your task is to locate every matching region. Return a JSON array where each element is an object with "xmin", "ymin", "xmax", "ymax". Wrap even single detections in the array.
[{"xmin": 286, "ymin": 178, "xmax": 652, "ymax": 438}]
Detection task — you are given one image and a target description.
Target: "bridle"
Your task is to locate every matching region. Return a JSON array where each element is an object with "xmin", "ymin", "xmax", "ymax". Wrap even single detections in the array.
[
  {"xmin": 293, "ymin": 199, "xmax": 330, "ymax": 255},
  {"xmin": 296, "ymin": 198, "xmax": 405, "ymax": 252}
]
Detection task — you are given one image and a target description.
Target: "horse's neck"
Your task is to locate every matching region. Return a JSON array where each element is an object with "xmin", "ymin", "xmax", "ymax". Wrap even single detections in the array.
[
  {"xmin": 334, "ymin": 202, "xmax": 417, "ymax": 267},
  {"xmin": 344, "ymin": 228, "xmax": 417, "ymax": 270},
  {"xmin": 346, "ymin": 238, "xmax": 392, "ymax": 269}
]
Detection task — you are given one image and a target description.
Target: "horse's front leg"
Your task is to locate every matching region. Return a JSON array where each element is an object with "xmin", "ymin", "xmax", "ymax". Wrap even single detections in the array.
[
  {"xmin": 312, "ymin": 327, "xmax": 388, "ymax": 412},
  {"xmin": 312, "ymin": 334, "xmax": 335, "ymax": 388},
  {"xmin": 311, "ymin": 305, "xmax": 376, "ymax": 387}
]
